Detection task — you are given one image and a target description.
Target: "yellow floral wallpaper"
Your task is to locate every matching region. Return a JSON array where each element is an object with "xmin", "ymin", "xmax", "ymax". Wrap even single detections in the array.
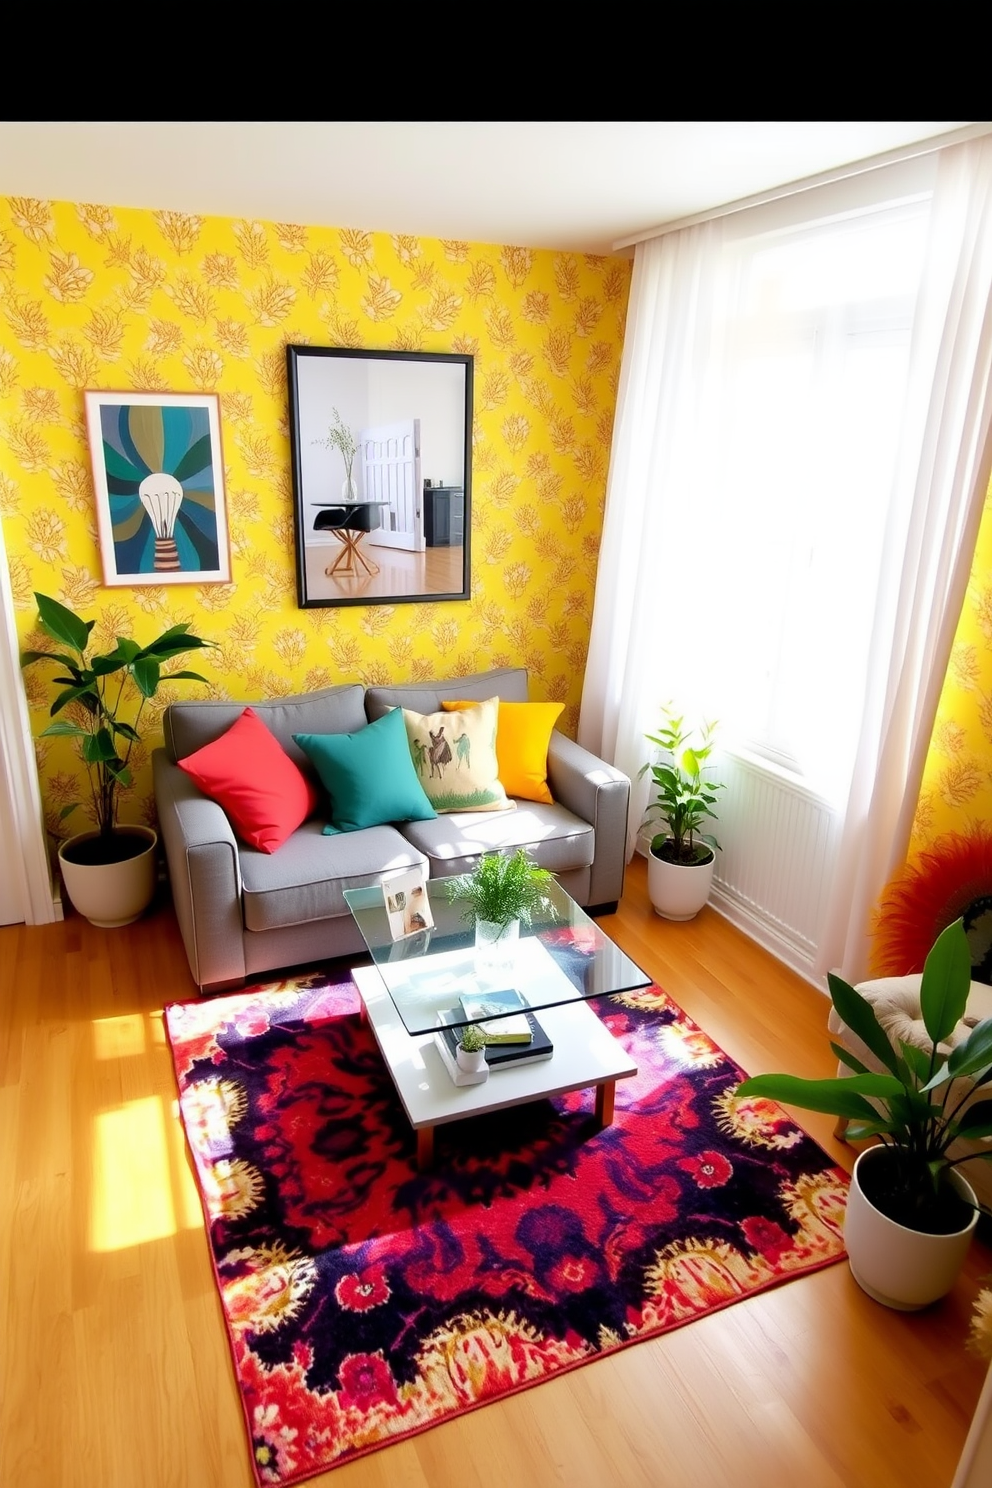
[
  {"xmin": 909, "ymin": 475, "xmax": 992, "ymax": 857},
  {"xmin": 0, "ymin": 194, "xmax": 631, "ymax": 841}
]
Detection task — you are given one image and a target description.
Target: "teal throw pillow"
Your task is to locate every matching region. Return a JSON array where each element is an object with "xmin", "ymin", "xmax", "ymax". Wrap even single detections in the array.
[{"xmin": 294, "ymin": 706, "xmax": 437, "ymax": 834}]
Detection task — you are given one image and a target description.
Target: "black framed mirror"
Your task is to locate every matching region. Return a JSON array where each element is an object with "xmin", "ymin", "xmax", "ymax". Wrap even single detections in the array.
[{"xmin": 287, "ymin": 346, "xmax": 473, "ymax": 609}]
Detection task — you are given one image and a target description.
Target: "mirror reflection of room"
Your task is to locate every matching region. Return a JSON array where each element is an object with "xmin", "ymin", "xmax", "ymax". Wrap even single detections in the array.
[{"xmin": 291, "ymin": 350, "xmax": 469, "ymax": 606}]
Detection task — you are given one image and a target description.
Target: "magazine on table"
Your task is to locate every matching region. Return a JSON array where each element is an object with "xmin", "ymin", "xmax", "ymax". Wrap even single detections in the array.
[
  {"xmin": 381, "ymin": 865, "xmax": 434, "ymax": 941},
  {"xmin": 458, "ymin": 987, "xmax": 533, "ymax": 1043}
]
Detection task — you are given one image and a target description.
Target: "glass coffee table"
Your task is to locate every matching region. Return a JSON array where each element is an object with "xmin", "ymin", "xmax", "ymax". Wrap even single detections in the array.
[{"xmin": 344, "ymin": 876, "xmax": 651, "ymax": 1168}]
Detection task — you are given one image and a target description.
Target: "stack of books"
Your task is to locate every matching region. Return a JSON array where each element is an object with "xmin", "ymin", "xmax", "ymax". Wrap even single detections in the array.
[{"xmin": 434, "ymin": 988, "xmax": 554, "ymax": 1086}]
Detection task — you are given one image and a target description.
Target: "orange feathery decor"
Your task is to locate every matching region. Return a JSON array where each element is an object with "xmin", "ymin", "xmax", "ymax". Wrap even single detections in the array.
[{"xmin": 870, "ymin": 825, "xmax": 992, "ymax": 979}]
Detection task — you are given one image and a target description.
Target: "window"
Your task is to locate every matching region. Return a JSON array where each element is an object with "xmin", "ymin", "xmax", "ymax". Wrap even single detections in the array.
[{"xmin": 662, "ymin": 193, "xmax": 932, "ymax": 805}]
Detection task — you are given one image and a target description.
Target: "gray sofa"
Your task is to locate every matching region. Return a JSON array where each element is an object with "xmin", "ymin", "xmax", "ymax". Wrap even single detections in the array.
[{"xmin": 152, "ymin": 667, "xmax": 630, "ymax": 993}]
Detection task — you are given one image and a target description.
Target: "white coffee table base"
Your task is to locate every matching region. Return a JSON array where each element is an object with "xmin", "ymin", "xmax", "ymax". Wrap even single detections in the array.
[{"xmin": 352, "ymin": 965, "xmax": 637, "ymax": 1169}]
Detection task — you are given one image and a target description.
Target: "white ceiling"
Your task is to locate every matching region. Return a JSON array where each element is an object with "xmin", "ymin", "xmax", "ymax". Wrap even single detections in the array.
[{"xmin": 0, "ymin": 120, "xmax": 978, "ymax": 255}]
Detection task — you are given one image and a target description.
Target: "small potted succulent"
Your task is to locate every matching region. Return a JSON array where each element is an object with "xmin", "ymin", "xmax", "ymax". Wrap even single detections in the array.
[{"xmin": 456, "ymin": 1022, "xmax": 489, "ymax": 1074}]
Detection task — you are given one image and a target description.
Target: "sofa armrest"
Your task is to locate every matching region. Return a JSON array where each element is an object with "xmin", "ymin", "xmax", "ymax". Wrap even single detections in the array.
[
  {"xmin": 152, "ymin": 749, "xmax": 247, "ymax": 991},
  {"xmin": 546, "ymin": 731, "xmax": 630, "ymax": 908}
]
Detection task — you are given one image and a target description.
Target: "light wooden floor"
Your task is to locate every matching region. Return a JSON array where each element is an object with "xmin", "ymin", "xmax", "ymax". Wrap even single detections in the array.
[{"xmin": 2, "ymin": 855, "xmax": 990, "ymax": 1488}]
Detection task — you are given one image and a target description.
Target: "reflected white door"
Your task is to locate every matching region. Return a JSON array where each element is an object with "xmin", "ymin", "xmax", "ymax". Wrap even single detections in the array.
[{"xmin": 360, "ymin": 419, "xmax": 424, "ymax": 551}]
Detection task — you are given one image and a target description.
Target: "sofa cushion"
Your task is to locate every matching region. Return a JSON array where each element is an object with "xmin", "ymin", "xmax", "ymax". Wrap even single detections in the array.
[
  {"xmin": 398, "ymin": 799, "xmax": 594, "ymax": 879},
  {"xmin": 443, "ymin": 698, "xmax": 564, "ymax": 804},
  {"xmin": 365, "ymin": 667, "xmax": 529, "ymax": 722},
  {"xmin": 295, "ymin": 706, "xmax": 437, "ymax": 834},
  {"xmin": 400, "ymin": 697, "xmax": 513, "ymax": 814},
  {"xmin": 176, "ymin": 706, "xmax": 319, "ymax": 853},
  {"xmin": 239, "ymin": 820, "xmax": 427, "ymax": 931},
  {"xmin": 163, "ymin": 684, "xmax": 368, "ymax": 767}
]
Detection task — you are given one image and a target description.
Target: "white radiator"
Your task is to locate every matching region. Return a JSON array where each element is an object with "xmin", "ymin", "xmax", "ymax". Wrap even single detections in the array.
[{"xmin": 708, "ymin": 752, "xmax": 839, "ymax": 984}]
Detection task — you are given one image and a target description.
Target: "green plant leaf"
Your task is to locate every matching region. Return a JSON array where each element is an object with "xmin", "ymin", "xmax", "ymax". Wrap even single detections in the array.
[
  {"xmin": 943, "ymin": 1017, "xmax": 992, "ymax": 1083},
  {"xmin": 829, "ymin": 1041, "xmax": 873, "ymax": 1075},
  {"xmin": 920, "ymin": 918, "xmax": 972, "ymax": 1045},
  {"xmin": 735, "ymin": 1071, "xmax": 902, "ymax": 1120},
  {"xmin": 33, "ymin": 593, "xmax": 92, "ymax": 653},
  {"xmin": 142, "ymin": 626, "xmax": 214, "ymax": 658},
  {"xmin": 845, "ymin": 1117, "xmax": 902, "ymax": 1140},
  {"xmin": 950, "ymin": 1098, "xmax": 992, "ymax": 1138},
  {"xmin": 20, "ymin": 647, "xmax": 82, "ymax": 672},
  {"xmin": 39, "ymin": 720, "xmax": 88, "ymax": 739},
  {"xmin": 899, "ymin": 1042, "xmax": 934, "ymax": 1082},
  {"xmin": 827, "ymin": 973, "xmax": 902, "ymax": 1076},
  {"xmin": 81, "ymin": 728, "xmax": 120, "ymax": 764},
  {"xmin": 88, "ymin": 653, "xmax": 129, "ymax": 676},
  {"xmin": 131, "ymin": 656, "xmax": 161, "ymax": 698}
]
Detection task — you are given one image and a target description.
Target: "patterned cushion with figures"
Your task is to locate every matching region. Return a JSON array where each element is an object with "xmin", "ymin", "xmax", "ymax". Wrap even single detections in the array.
[{"xmin": 400, "ymin": 697, "xmax": 514, "ymax": 813}]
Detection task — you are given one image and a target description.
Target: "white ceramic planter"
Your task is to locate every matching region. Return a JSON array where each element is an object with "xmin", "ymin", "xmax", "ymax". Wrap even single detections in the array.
[
  {"xmin": 58, "ymin": 826, "xmax": 158, "ymax": 928},
  {"xmin": 646, "ymin": 844, "xmax": 716, "ymax": 921},
  {"xmin": 456, "ymin": 1043, "xmax": 488, "ymax": 1074},
  {"xmin": 844, "ymin": 1146, "xmax": 980, "ymax": 1311}
]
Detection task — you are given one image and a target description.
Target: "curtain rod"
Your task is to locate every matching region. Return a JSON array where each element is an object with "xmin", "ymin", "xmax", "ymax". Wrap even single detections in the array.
[{"xmin": 613, "ymin": 122, "xmax": 992, "ymax": 252}]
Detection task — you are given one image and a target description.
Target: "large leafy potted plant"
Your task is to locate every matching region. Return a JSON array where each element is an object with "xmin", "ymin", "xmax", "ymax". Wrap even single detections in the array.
[
  {"xmin": 21, "ymin": 592, "xmax": 214, "ymax": 927},
  {"xmin": 638, "ymin": 709, "xmax": 725, "ymax": 921},
  {"xmin": 736, "ymin": 917, "xmax": 992, "ymax": 1310}
]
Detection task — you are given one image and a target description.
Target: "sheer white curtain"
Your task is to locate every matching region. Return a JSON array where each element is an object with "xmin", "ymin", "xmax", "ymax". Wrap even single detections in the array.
[
  {"xmin": 817, "ymin": 137, "xmax": 992, "ymax": 978},
  {"xmin": 578, "ymin": 217, "xmax": 728, "ymax": 856},
  {"xmin": 580, "ymin": 137, "xmax": 992, "ymax": 980}
]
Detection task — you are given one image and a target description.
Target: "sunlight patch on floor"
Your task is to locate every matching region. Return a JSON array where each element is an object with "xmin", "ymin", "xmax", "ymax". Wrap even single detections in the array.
[
  {"xmin": 90, "ymin": 1096, "xmax": 176, "ymax": 1250},
  {"xmin": 91, "ymin": 1013, "xmax": 146, "ymax": 1060}
]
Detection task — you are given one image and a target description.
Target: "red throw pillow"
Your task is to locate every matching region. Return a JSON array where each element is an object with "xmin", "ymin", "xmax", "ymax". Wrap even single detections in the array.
[{"xmin": 177, "ymin": 707, "xmax": 319, "ymax": 853}]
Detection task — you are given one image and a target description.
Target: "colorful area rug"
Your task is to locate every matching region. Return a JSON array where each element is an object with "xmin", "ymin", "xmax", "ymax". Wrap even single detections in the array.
[{"xmin": 165, "ymin": 966, "xmax": 849, "ymax": 1486}]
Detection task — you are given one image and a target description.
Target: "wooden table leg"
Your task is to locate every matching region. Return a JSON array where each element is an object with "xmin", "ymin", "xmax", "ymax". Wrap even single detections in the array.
[
  {"xmin": 324, "ymin": 531, "xmax": 380, "ymax": 578},
  {"xmin": 594, "ymin": 1079, "xmax": 616, "ymax": 1128},
  {"xmin": 417, "ymin": 1126, "xmax": 435, "ymax": 1170},
  {"xmin": 351, "ymin": 534, "xmax": 379, "ymax": 575}
]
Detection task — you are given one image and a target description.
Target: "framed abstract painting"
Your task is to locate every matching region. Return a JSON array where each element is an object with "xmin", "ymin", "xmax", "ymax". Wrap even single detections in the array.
[{"xmin": 84, "ymin": 390, "xmax": 232, "ymax": 586}]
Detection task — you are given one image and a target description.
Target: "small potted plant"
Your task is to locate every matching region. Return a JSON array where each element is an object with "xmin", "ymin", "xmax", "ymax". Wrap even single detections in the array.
[
  {"xmin": 20, "ymin": 592, "xmax": 214, "ymax": 927},
  {"xmin": 447, "ymin": 847, "xmax": 555, "ymax": 948},
  {"xmin": 735, "ymin": 917, "xmax": 992, "ymax": 1310},
  {"xmin": 638, "ymin": 708, "xmax": 725, "ymax": 921},
  {"xmin": 456, "ymin": 1022, "xmax": 489, "ymax": 1074}
]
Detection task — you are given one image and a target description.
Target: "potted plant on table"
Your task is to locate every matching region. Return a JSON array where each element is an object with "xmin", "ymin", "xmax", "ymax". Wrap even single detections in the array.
[
  {"xmin": 735, "ymin": 917, "xmax": 992, "ymax": 1310},
  {"xmin": 456, "ymin": 1022, "xmax": 489, "ymax": 1074},
  {"xmin": 447, "ymin": 847, "xmax": 555, "ymax": 949},
  {"xmin": 21, "ymin": 592, "xmax": 214, "ymax": 928},
  {"xmin": 638, "ymin": 708, "xmax": 725, "ymax": 921}
]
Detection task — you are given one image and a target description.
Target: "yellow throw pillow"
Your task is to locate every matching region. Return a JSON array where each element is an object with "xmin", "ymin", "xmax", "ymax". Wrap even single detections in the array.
[
  {"xmin": 400, "ymin": 697, "xmax": 513, "ymax": 813},
  {"xmin": 442, "ymin": 698, "xmax": 564, "ymax": 804}
]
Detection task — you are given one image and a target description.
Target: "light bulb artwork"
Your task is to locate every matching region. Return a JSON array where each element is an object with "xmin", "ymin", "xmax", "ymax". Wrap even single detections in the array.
[
  {"xmin": 138, "ymin": 472, "xmax": 185, "ymax": 571},
  {"xmin": 86, "ymin": 391, "xmax": 231, "ymax": 586}
]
